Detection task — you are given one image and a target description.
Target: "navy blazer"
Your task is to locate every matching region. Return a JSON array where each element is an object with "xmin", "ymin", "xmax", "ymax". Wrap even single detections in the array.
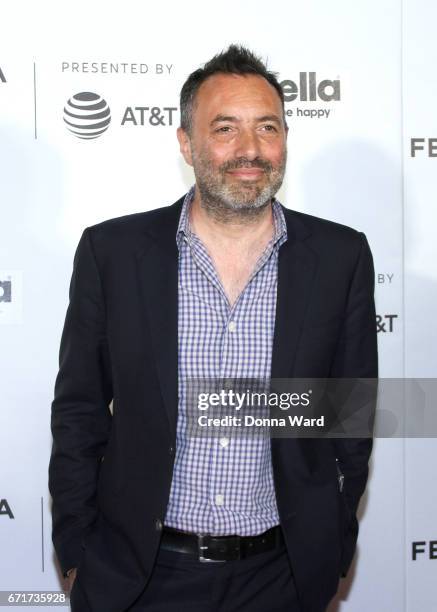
[{"xmin": 49, "ymin": 195, "xmax": 378, "ymax": 612}]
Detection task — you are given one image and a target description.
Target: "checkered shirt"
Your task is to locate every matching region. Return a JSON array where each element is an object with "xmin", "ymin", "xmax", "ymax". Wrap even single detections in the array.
[{"xmin": 163, "ymin": 186, "xmax": 288, "ymax": 535}]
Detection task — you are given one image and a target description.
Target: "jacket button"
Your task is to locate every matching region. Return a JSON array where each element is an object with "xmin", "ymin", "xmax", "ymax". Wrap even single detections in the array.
[
  {"xmin": 155, "ymin": 519, "xmax": 163, "ymax": 531},
  {"xmin": 169, "ymin": 446, "xmax": 174, "ymax": 455}
]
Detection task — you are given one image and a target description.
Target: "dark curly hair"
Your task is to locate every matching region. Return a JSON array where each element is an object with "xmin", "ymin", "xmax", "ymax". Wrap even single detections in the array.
[{"xmin": 180, "ymin": 44, "xmax": 284, "ymax": 134}]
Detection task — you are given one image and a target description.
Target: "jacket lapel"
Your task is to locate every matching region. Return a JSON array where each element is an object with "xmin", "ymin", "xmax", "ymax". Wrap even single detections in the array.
[
  {"xmin": 135, "ymin": 197, "xmax": 184, "ymax": 441},
  {"xmin": 270, "ymin": 207, "xmax": 319, "ymax": 486},
  {"xmin": 270, "ymin": 206, "xmax": 318, "ymax": 379}
]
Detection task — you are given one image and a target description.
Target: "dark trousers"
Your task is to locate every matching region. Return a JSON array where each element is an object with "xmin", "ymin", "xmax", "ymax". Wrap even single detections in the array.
[
  {"xmin": 127, "ymin": 540, "xmax": 302, "ymax": 612},
  {"xmin": 70, "ymin": 540, "xmax": 302, "ymax": 611}
]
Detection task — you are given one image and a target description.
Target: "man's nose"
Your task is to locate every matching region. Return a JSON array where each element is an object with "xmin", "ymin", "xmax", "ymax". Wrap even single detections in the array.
[{"xmin": 234, "ymin": 129, "xmax": 261, "ymax": 160}]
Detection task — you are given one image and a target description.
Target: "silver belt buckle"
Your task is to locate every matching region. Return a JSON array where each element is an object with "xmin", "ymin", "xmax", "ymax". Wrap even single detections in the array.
[{"xmin": 197, "ymin": 534, "xmax": 226, "ymax": 563}]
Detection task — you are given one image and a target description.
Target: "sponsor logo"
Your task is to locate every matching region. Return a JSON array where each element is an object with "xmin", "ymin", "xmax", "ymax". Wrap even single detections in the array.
[
  {"xmin": 280, "ymin": 73, "xmax": 340, "ymax": 102},
  {"xmin": 0, "ymin": 499, "xmax": 14, "ymax": 519},
  {"xmin": 410, "ymin": 138, "xmax": 437, "ymax": 157},
  {"xmin": 412, "ymin": 541, "xmax": 437, "ymax": 560},
  {"xmin": 64, "ymin": 92, "xmax": 178, "ymax": 138},
  {"xmin": 377, "ymin": 314, "xmax": 398, "ymax": 333},
  {"xmin": 0, "ymin": 279, "xmax": 12, "ymax": 303},
  {"xmin": 121, "ymin": 106, "xmax": 177, "ymax": 127},
  {"xmin": 0, "ymin": 272, "xmax": 22, "ymax": 324},
  {"xmin": 64, "ymin": 92, "xmax": 111, "ymax": 140},
  {"xmin": 279, "ymin": 72, "xmax": 341, "ymax": 120}
]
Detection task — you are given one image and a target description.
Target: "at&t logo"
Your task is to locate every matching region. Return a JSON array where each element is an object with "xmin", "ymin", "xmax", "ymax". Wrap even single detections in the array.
[{"xmin": 64, "ymin": 92, "xmax": 111, "ymax": 139}]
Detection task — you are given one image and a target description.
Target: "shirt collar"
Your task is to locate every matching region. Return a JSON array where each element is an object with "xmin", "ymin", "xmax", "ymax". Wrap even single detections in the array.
[
  {"xmin": 176, "ymin": 186, "xmax": 196, "ymax": 249},
  {"xmin": 176, "ymin": 185, "xmax": 288, "ymax": 250}
]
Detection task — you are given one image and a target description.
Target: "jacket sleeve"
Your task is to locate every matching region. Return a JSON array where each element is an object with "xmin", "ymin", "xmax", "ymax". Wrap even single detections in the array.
[
  {"xmin": 48, "ymin": 227, "xmax": 113, "ymax": 576},
  {"xmin": 330, "ymin": 232, "xmax": 378, "ymax": 578}
]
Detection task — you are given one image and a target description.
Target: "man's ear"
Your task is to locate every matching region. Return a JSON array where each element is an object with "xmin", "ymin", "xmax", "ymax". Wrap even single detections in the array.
[{"xmin": 177, "ymin": 127, "xmax": 193, "ymax": 167}]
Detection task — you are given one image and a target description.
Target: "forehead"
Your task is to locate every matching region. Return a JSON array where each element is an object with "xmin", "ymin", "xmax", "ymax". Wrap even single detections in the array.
[{"xmin": 193, "ymin": 73, "xmax": 283, "ymax": 121}]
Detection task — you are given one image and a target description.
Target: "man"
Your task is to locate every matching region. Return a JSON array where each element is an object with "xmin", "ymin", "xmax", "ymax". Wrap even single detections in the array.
[{"xmin": 49, "ymin": 45, "xmax": 377, "ymax": 612}]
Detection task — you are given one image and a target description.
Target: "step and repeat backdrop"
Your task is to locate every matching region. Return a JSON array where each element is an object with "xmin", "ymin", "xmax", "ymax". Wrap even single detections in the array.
[{"xmin": 0, "ymin": 0, "xmax": 436, "ymax": 610}]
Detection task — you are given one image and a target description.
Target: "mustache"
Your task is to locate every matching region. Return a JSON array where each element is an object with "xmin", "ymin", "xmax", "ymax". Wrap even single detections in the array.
[{"xmin": 220, "ymin": 157, "xmax": 274, "ymax": 172}]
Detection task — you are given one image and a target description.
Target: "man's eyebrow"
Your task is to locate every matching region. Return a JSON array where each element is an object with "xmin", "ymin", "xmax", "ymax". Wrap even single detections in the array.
[
  {"xmin": 256, "ymin": 115, "xmax": 282, "ymax": 124},
  {"xmin": 210, "ymin": 114, "xmax": 283, "ymax": 127},
  {"xmin": 210, "ymin": 114, "xmax": 239, "ymax": 126}
]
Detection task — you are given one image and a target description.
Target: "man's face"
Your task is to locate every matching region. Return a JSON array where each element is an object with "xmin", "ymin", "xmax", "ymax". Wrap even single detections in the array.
[{"xmin": 178, "ymin": 73, "xmax": 288, "ymax": 214}]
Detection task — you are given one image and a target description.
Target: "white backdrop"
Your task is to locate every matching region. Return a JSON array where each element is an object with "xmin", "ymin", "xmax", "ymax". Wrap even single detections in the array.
[{"xmin": 0, "ymin": 1, "xmax": 435, "ymax": 610}]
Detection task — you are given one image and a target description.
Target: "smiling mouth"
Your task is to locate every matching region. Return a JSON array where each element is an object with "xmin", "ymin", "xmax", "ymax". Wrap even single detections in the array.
[{"xmin": 227, "ymin": 168, "xmax": 265, "ymax": 179}]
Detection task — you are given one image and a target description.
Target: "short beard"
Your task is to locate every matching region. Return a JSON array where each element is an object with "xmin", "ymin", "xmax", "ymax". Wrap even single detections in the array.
[{"xmin": 192, "ymin": 150, "xmax": 287, "ymax": 224}]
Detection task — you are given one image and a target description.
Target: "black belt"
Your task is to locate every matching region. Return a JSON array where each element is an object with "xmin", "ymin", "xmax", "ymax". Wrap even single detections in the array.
[{"xmin": 160, "ymin": 525, "xmax": 284, "ymax": 563}]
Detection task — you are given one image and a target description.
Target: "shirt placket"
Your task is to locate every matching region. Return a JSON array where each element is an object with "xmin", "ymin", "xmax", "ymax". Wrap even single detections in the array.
[
  {"xmin": 174, "ymin": 196, "xmax": 287, "ymax": 534},
  {"xmin": 186, "ymin": 236, "xmax": 235, "ymax": 530},
  {"xmin": 192, "ymin": 239, "xmax": 278, "ymax": 532}
]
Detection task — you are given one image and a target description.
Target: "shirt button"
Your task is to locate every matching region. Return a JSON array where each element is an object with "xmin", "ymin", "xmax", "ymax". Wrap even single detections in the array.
[
  {"xmin": 219, "ymin": 437, "xmax": 229, "ymax": 448},
  {"xmin": 228, "ymin": 321, "xmax": 236, "ymax": 332},
  {"xmin": 155, "ymin": 518, "xmax": 163, "ymax": 531},
  {"xmin": 215, "ymin": 494, "xmax": 224, "ymax": 506}
]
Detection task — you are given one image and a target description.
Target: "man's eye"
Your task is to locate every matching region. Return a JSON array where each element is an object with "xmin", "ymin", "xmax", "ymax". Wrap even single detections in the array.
[
  {"xmin": 262, "ymin": 124, "xmax": 277, "ymax": 132},
  {"xmin": 215, "ymin": 126, "xmax": 232, "ymax": 133}
]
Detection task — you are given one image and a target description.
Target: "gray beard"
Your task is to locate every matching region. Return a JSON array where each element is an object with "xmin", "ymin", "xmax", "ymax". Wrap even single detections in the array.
[
  {"xmin": 196, "ymin": 181, "xmax": 277, "ymax": 223},
  {"xmin": 192, "ymin": 154, "xmax": 287, "ymax": 224}
]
